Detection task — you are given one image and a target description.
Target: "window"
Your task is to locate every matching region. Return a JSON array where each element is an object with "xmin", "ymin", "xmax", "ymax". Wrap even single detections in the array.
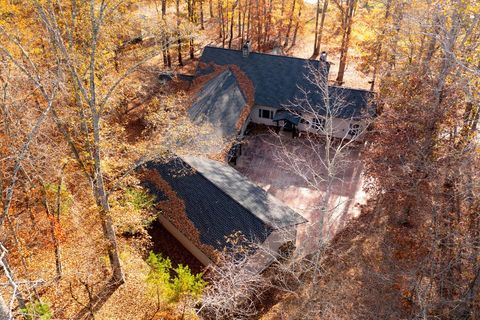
[
  {"xmin": 348, "ymin": 123, "xmax": 361, "ymax": 137},
  {"xmin": 258, "ymin": 108, "xmax": 274, "ymax": 119},
  {"xmin": 311, "ymin": 118, "xmax": 325, "ymax": 130}
]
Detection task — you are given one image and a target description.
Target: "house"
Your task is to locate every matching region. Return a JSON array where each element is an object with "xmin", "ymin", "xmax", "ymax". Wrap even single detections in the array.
[
  {"xmin": 189, "ymin": 45, "xmax": 374, "ymax": 141},
  {"xmin": 142, "ymin": 156, "xmax": 307, "ymax": 271},
  {"xmin": 145, "ymin": 45, "xmax": 373, "ymax": 270}
]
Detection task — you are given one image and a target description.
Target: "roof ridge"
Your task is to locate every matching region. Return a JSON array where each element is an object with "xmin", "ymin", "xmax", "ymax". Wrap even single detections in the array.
[
  {"xmin": 223, "ymin": 67, "xmax": 246, "ymax": 100},
  {"xmin": 180, "ymin": 156, "xmax": 273, "ymax": 230},
  {"xmin": 182, "ymin": 156, "xmax": 307, "ymax": 229},
  {"xmin": 203, "ymin": 45, "xmax": 325, "ymax": 65}
]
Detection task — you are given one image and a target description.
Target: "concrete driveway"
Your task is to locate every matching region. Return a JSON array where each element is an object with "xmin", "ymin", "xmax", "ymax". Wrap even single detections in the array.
[{"xmin": 234, "ymin": 131, "xmax": 367, "ymax": 253}]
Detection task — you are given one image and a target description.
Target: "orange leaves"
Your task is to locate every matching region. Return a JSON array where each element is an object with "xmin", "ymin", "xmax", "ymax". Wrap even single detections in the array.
[
  {"xmin": 141, "ymin": 169, "xmax": 218, "ymax": 261},
  {"xmin": 229, "ymin": 64, "xmax": 255, "ymax": 130},
  {"xmin": 48, "ymin": 215, "xmax": 66, "ymax": 243}
]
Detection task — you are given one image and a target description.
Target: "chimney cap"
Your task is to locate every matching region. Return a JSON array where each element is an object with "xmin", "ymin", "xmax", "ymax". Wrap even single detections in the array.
[
  {"xmin": 320, "ymin": 51, "xmax": 328, "ymax": 62},
  {"xmin": 242, "ymin": 40, "xmax": 251, "ymax": 58}
]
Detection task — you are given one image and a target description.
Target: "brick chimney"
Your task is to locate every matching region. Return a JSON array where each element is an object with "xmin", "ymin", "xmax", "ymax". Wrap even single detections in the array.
[
  {"xmin": 320, "ymin": 51, "xmax": 328, "ymax": 62},
  {"xmin": 242, "ymin": 40, "xmax": 251, "ymax": 58}
]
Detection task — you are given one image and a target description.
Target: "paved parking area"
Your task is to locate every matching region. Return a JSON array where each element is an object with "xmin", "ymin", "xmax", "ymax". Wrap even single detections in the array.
[{"xmin": 234, "ymin": 130, "xmax": 367, "ymax": 253}]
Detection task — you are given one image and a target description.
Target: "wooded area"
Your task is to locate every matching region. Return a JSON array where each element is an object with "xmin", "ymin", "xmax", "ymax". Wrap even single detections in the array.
[{"xmin": 0, "ymin": 0, "xmax": 479, "ymax": 319}]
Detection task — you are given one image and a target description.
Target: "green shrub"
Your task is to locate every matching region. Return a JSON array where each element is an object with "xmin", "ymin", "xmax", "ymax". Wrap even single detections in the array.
[
  {"xmin": 124, "ymin": 188, "xmax": 154, "ymax": 211},
  {"xmin": 146, "ymin": 252, "xmax": 206, "ymax": 305},
  {"xmin": 21, "ymin": 300, "xmax": 52, "ymax": 320}
]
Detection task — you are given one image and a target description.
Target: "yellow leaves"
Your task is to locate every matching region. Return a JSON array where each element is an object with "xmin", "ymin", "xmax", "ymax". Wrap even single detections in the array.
[
  {"xmin": 109, "ymin": 187, "xmax": 156, "ymax": 236},
  {"xmin": 0, "ymin": 0, "xmax": 20, "ymax": 21}
]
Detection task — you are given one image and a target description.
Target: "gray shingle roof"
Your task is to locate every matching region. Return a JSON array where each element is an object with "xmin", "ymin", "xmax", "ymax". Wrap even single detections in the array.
[
  {"xmin": 300, "ymin": 85, "xmax": 375, "ymax": 119},
  {"xmin": 198, "ymin": 46, "xmax": 374, "ymax": 119},
  {"xmin": 189, "ymin": 69, "xmax": 246, "ymax": 138},
  {"xmin": 184, "ymin": 156, "xmax": 307, "ymax": 228},
  {"xmin": 143, "ymin": 157, "xmax": 306, "ymax": 251}
]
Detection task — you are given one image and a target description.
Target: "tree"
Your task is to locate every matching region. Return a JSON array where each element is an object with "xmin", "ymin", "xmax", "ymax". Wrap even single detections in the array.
[
  {"xmin": 228, "ymin": 0, "xmax": 239, "ymax": 48},
  {"xmin": 0, "ymin": 1, "xmax": 180, "ymax": 317},
  {"xmin": 198, "ymin": 234, "xmax": 267, "ymax": 319},
  {"xmin": 312, "ymin": 0, "xmax": 328, "ymax": 57},
  {"xmin": 283, "ymin": 0, "xmax": 297, "ymax": 47},
  {"xmin": 176, "ymin": 0, "xmax": 184, "ymax": 65},
  {"xmin": 334, "ymin": 0, "xmax": 357, "ymax": 85},
  {"xmin": 274, "ymin": 63, "xmax": 371, "ymax": 243},
  {"xmin": 146, "ymin": 252, "xmax": 206, "ymax": 319},
  {"xmin": 362, "ymin": 0, "xmax": 480, "ymax": 317}
]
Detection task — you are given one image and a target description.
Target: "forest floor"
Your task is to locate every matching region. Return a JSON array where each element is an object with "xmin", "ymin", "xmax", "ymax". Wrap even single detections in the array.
[
  {"xmin": 134, "ymin": 1, "xmax": 372, "ymax": 90},
  {"xmin": 289, "ymin": 17, "xmax": 372, "ymax": 90}
]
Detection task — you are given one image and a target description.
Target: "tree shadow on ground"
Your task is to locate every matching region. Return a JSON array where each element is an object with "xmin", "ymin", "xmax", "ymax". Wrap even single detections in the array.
[{"xmin": 259, "ymin": 199, "xmax": 411, "ymax": 320}]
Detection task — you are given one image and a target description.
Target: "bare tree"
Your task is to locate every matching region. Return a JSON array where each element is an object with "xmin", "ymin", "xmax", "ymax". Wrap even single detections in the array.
[
  {"xmin": 273, "ymin": 63, "xmax": 371, "ymax": 246},
  {"xmin": 0, "ymin": 25, "xmax": 61, "ymax": 315},
  {"xmin": 7, "ymin": 1, "xmax": 176, "ymax": 317},
  {"xmin": 198, "ymin": 236, "xmax": 268, "ymax": 319},
  {"xmin": 0, "ymin": 244, "xmax": 18, "ymax": 320},
  {"xmin": 198, "ymin": 229, "xmax": 333, "ymax": 320}
]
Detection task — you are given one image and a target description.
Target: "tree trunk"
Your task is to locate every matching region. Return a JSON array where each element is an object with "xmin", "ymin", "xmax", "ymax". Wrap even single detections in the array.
[
  {"xmin": 386, "ymin": 2, "xmax": 405, "ymax": 73},
  {"xmin": 241, "ymin": 0, "xmax": 247, "ymax": 42},
  {"xmin": 335, "ymin": 0, "xmax": 356, "ymax": 85},
  {"xmin": 312, "ymin": 0, "xmax": 321, "ymax": 57},
  {"xmin": 162, "ymin": 41, "xmax": 168, "ymax": 67},
  {"xmin": 176, "ymin": 0, "xmax": 183, "ymax": 66},
  {"xmin": 218, "ymin": 0, "xmax": 225, "ymax": 44},
  {"xmin": 316, "ymin": 0, "xmax": 328, "ymax": 54},
  {"xmin": 200, "ymin": 0, "xmax": 205, "ymax": 29},
  {"xmin": 246, "ymin": 0, "xmax": 251, "ymax": 40},
  {"xmin": 228, "ymin": 0, "xmax": 239, "ymax": 48},
  {"xmin": 92, "ymin": 114, "xmax": 124, "ymax": 284},
  {"xmin": 166, "ymin": 39, "xmax": 172, "ymax": 68},
  {"xmin": 238, "ymin": 4, "xmax": 242, "ymax": 38},
  {"xmin": 370, "ymin": 0, "xmax": 391, "ymax": 91},
  {"xmin": 262, "ymin": 0, "xmax": 267, "ymax": 45},
  {"xmin": 283, "ymin": 0, "xmax": 297, "ymax": 48},
  {"xmin": 41, "ymin": 180, "xmax": 63, "ymax": 280},
  {"xmin": 53, "ymin": 171, "xmax": 64, "ymax": 279},
  {"xmin": 291, "ymin": 1, "xmax": 303, "ymax": 47},
  {"xmin": 422, "ymin": 16, "xmax": 440, "ymax": 70},
  {"xmin": 190, "ymin": 39, "xmax": 195, "ymax": 59},
  {"xmin": 188, "ymin": 0, "xmax": 195, "ymax": 59},
  {"xmin": 265, "ymin": 0, "xmax": 273, "ymax": 44},
  {"xmin": 256, "ymin": 0, "xmax": 261, "ymax": 49}
]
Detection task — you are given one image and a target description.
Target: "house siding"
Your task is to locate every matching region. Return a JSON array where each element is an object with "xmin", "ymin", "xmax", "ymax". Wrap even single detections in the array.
[
  {"xmin": 249, "ymin": 106, "xmax": 366, "ymax": 140},
  {"xmin": 299, "ymin": 115, "xmax": 366, "ymax": 141},
  {"xmin": 250, "ymin": 105, "xmax": 277, "ymax": 126},
  {"xmin": 245, "ymin": 227, "xmax": 298, "ymax": 274},
  {"xmin": 157, "ymin": 215, "xmax": 214, "ymax": 266}
]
